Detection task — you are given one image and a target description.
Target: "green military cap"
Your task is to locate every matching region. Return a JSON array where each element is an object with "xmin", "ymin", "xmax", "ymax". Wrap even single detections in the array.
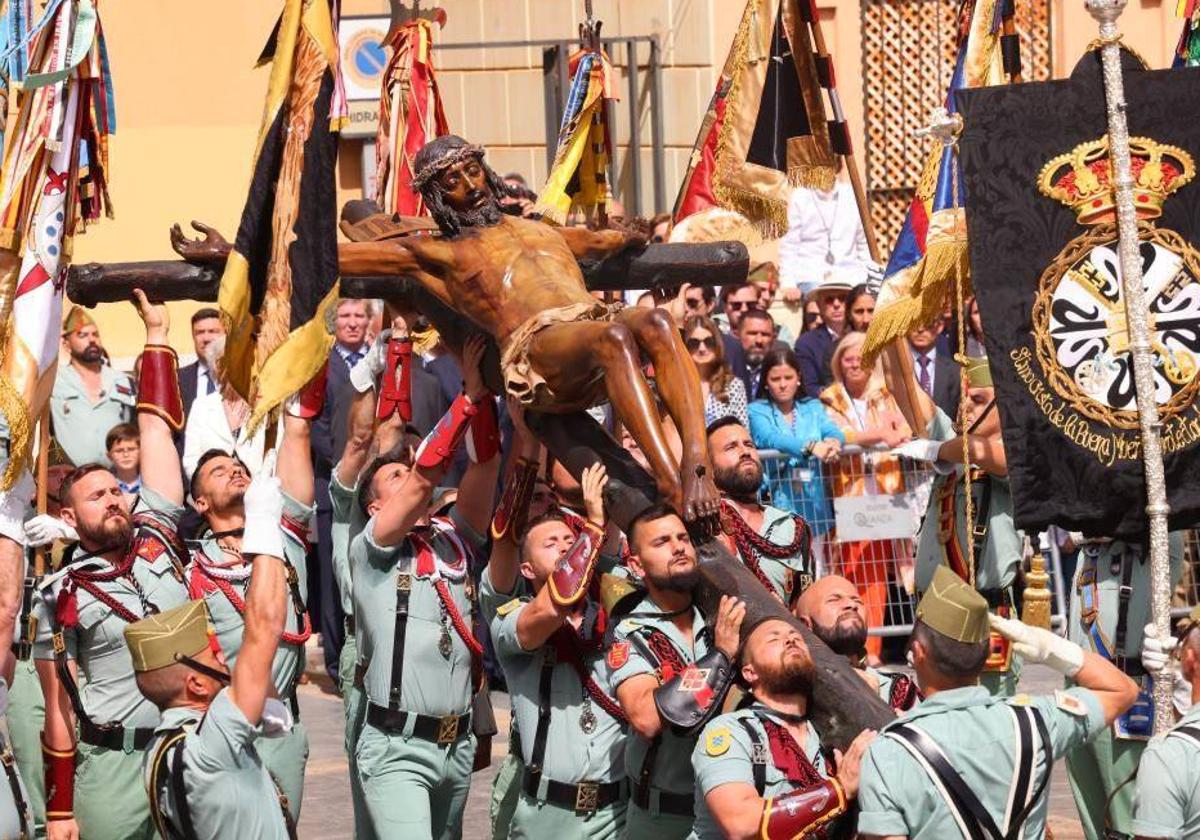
[
  {"xmin": 124, "ymin": 600, "xmax": 212, "ymax": 673},
  {"xmin": 61, "ymin": 305, "xmax": 95, "ymax": 335},
  {"xmin": 955, "ymin": 354, "xmax": 993, "ymax": 388},
  {"xmin": 599, "ymin": 572, "xmax": 643, "ymax": 619},
  {"xmin": 916, "ymin": 565, "xmax": 990, "ymax": 644}
]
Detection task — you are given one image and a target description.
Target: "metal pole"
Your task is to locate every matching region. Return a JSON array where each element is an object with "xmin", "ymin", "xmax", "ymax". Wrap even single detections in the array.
[
  {"xmin": 1085, "ymin": 0, "xmax": 1174, "ymax": 734},
  {"xmin": 627, "ymin": 39, "xmax": 642, "ymax": 218},
  {"xmin": 649, "ymin": 36, "xmax": 666, "ymax": 214}
]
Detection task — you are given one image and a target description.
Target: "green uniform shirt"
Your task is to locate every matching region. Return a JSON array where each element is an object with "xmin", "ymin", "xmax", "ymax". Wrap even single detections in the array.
[
  {"xmin": 607, "ymin": 597, "xmax": 711, "ymax": 796},
  {"xmin": 915, "ymin": 408, "xmax": 1022, "ymax": 594},
  {"xmin": 33, "ymin": 488, "xmax": 189, "ymax": 729},
  {"xmin": 1067, "ymin": 535, "xmax": 1185, "ymax": 661},
  {"xmin": 145, "ymin": 690, "xmax": 289, "ymax": 840},
  {"xmin": 1132, "ymin": 703, "xmax": 1200, "ymax": 839},
  {"xmin": 350, "ymin": 508, "xmax": 485, "ymax": 714},
  {"xmin": 689, "ymin": 706, "xmax": 830, "ymax": 840},
  {"xmin": 329, "ymin": 469, "xmax": 364, "ymax": 619},
  {"xmin": 480, "ymin": 570, "xmax": 625, "ymax": 785},
  {"xmin": 50, "ymin": 363, "xmax": 135, "ymax": 467},
  {"xmin": 738, "ymin": 505, "xmax": 810, "ymax": 604},
  {"xmin": 188, "ymin": 493, "xmax": 313, "ymax": 698},
  {"xmin": 858, "ymin": 685, "xmax": 1107, "ymax": 838}
]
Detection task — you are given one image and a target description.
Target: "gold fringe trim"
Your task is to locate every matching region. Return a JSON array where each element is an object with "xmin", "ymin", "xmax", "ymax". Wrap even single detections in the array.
[
  {"xmin": 0, "ymin": 375, "xmax": 29, "ymax": 489},
  {"xmin": 788, "ymin": 164, "xmax": 836, "ymax": 192}
]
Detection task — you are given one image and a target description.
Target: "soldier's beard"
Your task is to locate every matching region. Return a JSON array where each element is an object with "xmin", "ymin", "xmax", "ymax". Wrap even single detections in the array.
[
  {"xmin": 755, "ymin": 651, "xmax": 816, "ymax": 697},
  {"xmin": 78, "ymin": 512, "xmax": 132, "ymax": 552},
  {"xmin": 713, "ymin": 458, "xmax": 763, "ymax": 501},
  {"xmin": 646, "ymin": 563, "xmax": 699, "ymax": 593},
  {"xmin": 813, "ymin": 613, "xmax": 868, "ymax": 657}
]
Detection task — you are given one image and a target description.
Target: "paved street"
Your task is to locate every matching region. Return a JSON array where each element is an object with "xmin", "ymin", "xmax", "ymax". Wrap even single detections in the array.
[{"xmin": 295, "ymin": 660, "xmax": 1089, "ymax": 839}]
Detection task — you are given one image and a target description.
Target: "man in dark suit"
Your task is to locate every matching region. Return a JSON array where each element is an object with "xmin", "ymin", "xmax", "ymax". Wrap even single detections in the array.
[
  {"xmin": 311, "ymin": 298, "xmax": 371, "ymax": 681},
  {"xmin": 907, "ymin": 318, "xmax": 962, "ymax": 420},
  {"xmin": 792, "ymin": 279, "xmax": 851, "ymax": 399},
  {"xmin": 177, "ymin": 307, "xmax": 224, "ymax": 418}
]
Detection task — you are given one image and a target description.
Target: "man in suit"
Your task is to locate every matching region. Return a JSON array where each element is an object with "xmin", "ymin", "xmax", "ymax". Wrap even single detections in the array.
[
  {"xmin": 311, "ymin": 298, "xmax": 371, "ymax": 681},
  {"xmin": 717, "ymin": 283, "xmax": 756, "ymax": 384},
  {"xmin": 177, "ymin": 308, "xmax": 224, "ymax": 418},
  {"xmin": 792, "ymin": 278, "xmax": 850, "ymax": 399},
  {"xmin": 907, "ymin": 318, "xmax": 962, "ymax": 420}
]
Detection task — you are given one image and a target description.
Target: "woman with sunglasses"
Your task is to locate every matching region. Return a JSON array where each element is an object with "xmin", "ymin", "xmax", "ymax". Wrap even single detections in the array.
[
  {"xmin": 684, "ymin": 315, "xmax": 748, "ymax": 426},
  {"xmin": 747, "ymin": 348, "xmax": 843, "ymax": 567}
]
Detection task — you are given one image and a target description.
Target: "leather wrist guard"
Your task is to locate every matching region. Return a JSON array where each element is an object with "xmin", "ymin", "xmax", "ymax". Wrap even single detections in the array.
[
  {"xmin": 415, "ymin": 393, "xmax": 478, "ymax": 469},
  {"xmin": 285, "ymin": 362, "xmax": 328, "ymax": 419},
  {"xmin": 653, "ymin": 648, "xmax": 733, "ymax": 734},
  {"xmin": 548, "ymin": 520, "xmax": 605, "ymax": 608},
  {"xmin": 137, "ymin": 344, "xmax": 184, "ymax": 431},
  {"xmin": 42, "ymin": 737, "xmax": 75, "ymax": 820},
  {"xmin": 465, "ymin": 392, "xmax": 499, "ymax": 464},
  {"xmin": 761, "ymin": 779, "xmax": 847, "ymax": 839},
  {"xmin": 377, "ymin": 336, "xmax": 413, "ymax": 422},
  {"xmin": 490, "ymin": 456, "xmax": 538, "ymax": 542}
]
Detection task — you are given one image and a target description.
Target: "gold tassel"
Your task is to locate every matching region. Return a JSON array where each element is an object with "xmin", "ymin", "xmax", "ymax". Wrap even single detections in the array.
[
  {"xmin": 0, "ymin": 375, "xmax": 29, "ymax": 488},
  {"xmin": 787, "ymin": 164, "xmax": 837, "ymax": 192},
  {"xmin": 1022, "ymin": 549, "xmax": 1053, "ymax": 630}
]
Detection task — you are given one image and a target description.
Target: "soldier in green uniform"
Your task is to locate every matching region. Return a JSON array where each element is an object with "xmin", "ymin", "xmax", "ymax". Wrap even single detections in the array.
[
  {"xmin": 690, "ymin": 617, "xmax": 876, "ymax": 839},
  {"xmin": 795, "ymin": 574, "xmax": 920, "ymax": 712},
  {"xmin": 1064, "ymin": 534, "xmax": 1185, "ymax": 840},
  {"xmin": 0, "ymin": 474, "xmax": 36, "ymax": 839},
  {"xmin": 50, "ymin": 306, "xmax": 135, "ymax": 467},
  {"xmin": 885, "ymin": 351, "xmax": 1023, "ymax": 696},
  {"xmin": 350, "ymin": 335, "xmax": 501, "ymax": 839},
  {"xmin": 1132, "ymin": 607, "xmax": 1200, "ymax": 839},
  {"xmin": 128, "ymin": 457, "xmax": 300, "ymax": 840},
  {"xmin": 707, "ymin": 418, "xmax": 813, "ymax": 608},
  {"xmin": 608, "ymin": 505, "xmax": 744, "ymax": 840},
  {"xmin": 856, "ymin": 566, "xmax": 1139, "ymax": 839},
  {"xmin": 33, "ymin": 291, "xmax": 193, "ymax": 840}
]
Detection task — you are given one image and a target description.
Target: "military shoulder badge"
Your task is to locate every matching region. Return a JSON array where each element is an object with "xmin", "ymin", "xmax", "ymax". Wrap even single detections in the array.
[
  {"xmin": 705, "ymin": 726, "xmax": 732, "ymax": 757},
  {"xmin": 1033, "ymin": 136, "xmax": 1200, "ymax": 429},
  {"xmin": 1054, "ymin": 689, "xmax": 1088, "ymax": 717},
  {"xmin": 607, "ymin": 641, "xmax": 630, "ymax": 670}
]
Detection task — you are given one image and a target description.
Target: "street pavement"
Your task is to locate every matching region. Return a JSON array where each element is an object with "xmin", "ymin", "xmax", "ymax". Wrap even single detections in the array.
[{"xmin": 295, "ymin": 660, "xmax": 1088, "ymax": 839}]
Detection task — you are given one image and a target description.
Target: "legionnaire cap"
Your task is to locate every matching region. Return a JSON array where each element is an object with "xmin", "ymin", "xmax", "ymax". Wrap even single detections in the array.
[
  {"xmin": 599, "ymin": 572, "xmax": 642, "ymax": 619},
  {"xmin": 124, "ymin": 600, "xmax": 212, "ymax": 673},
  {"xmin": 916, "ymin": 565, "xmax": 990, "ymax": 644},
  {"xmin": 956, "ymin": 354, "xmax": 994, "ymax": 389},
  {"xmin": 62, "ymin": 305, "xmax": 95, "ymax": 336}
]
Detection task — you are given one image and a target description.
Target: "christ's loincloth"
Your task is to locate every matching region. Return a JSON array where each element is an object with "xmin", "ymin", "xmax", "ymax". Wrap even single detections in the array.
[{"xmin": 500, "ymin": 299, "xmax": 622, "ymax": 411}]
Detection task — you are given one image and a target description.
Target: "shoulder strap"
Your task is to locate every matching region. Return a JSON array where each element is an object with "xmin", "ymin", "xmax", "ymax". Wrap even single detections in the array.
[
  {"xmin": 149, "ymin": 730, "xmax": 198, "ymax": 840},
  {"xmin": 388, "ymin": 554, "xmax": 415, "ymax": 711},
  {"xmin": 41, "ymin": 588, "xmax": 93, "ymax": 731},
  {"xmin": 1112, "ymin": 548, "xmax": 1138, "ymax": 668},
  {"xmin": 735, "ymin": 717, "xmax": 768, "ymax": 795},
  {"xmin": 1167, "ymin": 724, "xmax": 1200, "ymax": 749},
  {"xmin": 527, "ymin": 647, "xmax": 556, "ymax": 780},
  {"xmin": 0, "ymin": 741, "xmax": 30, "ymax": 840}
]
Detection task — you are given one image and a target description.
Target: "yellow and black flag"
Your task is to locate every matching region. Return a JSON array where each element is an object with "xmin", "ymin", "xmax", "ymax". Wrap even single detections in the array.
[{"xmin": 218, "ymin": 0, "xmax": 346, "ymax": 431}]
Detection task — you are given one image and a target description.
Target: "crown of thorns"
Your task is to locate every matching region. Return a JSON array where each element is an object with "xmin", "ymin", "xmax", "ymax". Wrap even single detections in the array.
[{"xmin": 411, "ymin": 143, "xmax": 487, "ymax": 192}]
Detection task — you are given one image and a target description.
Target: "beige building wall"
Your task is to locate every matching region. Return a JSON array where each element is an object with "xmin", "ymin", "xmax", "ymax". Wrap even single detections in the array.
[{"xmin": 76, "ymin": 0, "xmax": 1179, "ymax": 359}]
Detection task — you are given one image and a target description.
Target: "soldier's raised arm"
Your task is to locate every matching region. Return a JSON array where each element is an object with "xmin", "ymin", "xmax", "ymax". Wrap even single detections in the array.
[
  {"xmin": 448, "ymin": 335, "xmax": 501, "ymax": 536},
  {"xmin": 484, "ymin": 397, "xmax": 540, "ymax": 597},
  {"xmin": 131, "ymin": 289, "xmax": 184, "ymax": 506}
]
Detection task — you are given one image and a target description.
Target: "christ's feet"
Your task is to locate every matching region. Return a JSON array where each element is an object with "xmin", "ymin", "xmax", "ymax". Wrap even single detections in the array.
[{"xmin": 680, "ymin": 461, "xmax": 721, "ymax": 539}]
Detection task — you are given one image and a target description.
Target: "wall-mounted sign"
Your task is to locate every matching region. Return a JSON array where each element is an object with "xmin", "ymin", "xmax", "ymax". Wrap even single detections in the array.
[{"xmin": 340, "ymin": 16, "xmax": 389, "ymax": 139}]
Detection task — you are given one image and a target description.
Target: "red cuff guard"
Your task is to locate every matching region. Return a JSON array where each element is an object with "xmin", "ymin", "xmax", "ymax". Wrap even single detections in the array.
[
  {"xmin": 490, "ymin": 456, "xmax": 538, "ymax": 542},
  {"xmin": 137, "ymin": 344, "xmax": 184, "ymax": 431},
  {"xmin": 286, "ymin": 362, "xmax": 328, "ymax": 419},
  {"xmin": 42, "ymin": 737, "xmax": 75, "ymax": 821},
  {"xmin": 415, "ymin": 393, "xmax": 478, "ymax": 469},
  {"xmin": 465, "ymin": 393, "xmax": 499, "ymax": 464},
  {"xmin": 548, "ymin": 520, "xmax": 605, "ymax": 607},
  {"xmin": 761, "ymin": 779, "xmax": 847, "ymax": 839},
  {"xmin": 377, "ymin": 336, "xmax": 413, "ymax": 422}
]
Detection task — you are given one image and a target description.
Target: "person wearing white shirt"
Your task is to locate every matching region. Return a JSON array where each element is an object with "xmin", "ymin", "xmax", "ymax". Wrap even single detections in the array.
[{"xmin": 779, "ymin": 178, "xmax": 873, "ymax": 293}]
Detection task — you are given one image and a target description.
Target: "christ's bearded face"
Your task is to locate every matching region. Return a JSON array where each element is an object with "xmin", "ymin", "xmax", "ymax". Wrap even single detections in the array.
[{"xmin": 434, "ymin": 157, "xmax": 502, "ymax": 230}]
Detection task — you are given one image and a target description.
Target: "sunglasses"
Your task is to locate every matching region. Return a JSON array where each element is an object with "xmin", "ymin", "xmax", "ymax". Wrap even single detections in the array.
[
  {"xmin": 685, "ymin": 296, "xmax": 706, "ymax": 308},
  {"xmin": 686, "ymin": 336, "xmax": 718, "ymax": 352},
  {"xmin": 804, "ymin": 312, "xmax": 821, "ymax": 323},
  {"xmin": 727, "ymin": 301, "xmax": 754, "ymax": 311}
]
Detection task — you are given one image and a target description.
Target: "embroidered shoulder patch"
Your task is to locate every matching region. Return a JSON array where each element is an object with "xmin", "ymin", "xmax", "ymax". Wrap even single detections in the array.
[
  {"xmin": 607, "ymin": 641, "xmax": 630, "ymax": 670},
  {"xmin": 496, "ymin": 599, "xmax": 522, "ymax": 617},
  {"xmin": 705, "ymin": 726, "xmax": 732, "ymax": 757},
  {"xmin": 1055, "ymin": 690, "xmax": 1087, "ymax": 717},
  {"xmin": 1009, "ymin": 693, "xmax": 1033, "ymax": 707}
]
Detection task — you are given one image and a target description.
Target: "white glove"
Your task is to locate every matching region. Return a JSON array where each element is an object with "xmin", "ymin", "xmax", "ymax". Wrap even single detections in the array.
[
  {"xmin": 1141, "ymin": 622, "xmax": 1177, "ymax": 675},
  {"xmin": 348, "ymin": 329, "xmax": 393, "ymax": 393},
  {"xmin": 260, "ymin": 697, "xmax": 294, "ymax": 738},
  {"xmin": 894, "ymin": 438, "xmax": 944, "ymax": 463},
  {"xmin": 0, "ymin": 471, "xmax": 34, "ymax": 545},
  {"xmin": 990, "ymin": 614, "xmax": 1084, "ymax": 677},
  {"xmin": 23, "ymin": 513, "xmax": 78, "ymax": 548},
  {"xmin": 241, "ymin": 451, "xmax": 285, "ymax": 559}
]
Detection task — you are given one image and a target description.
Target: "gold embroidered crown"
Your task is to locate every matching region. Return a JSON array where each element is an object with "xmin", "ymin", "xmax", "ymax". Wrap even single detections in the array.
[{"xmin": 1037, "ymin": 136, "xmax": 1195, "ymax": 225}]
